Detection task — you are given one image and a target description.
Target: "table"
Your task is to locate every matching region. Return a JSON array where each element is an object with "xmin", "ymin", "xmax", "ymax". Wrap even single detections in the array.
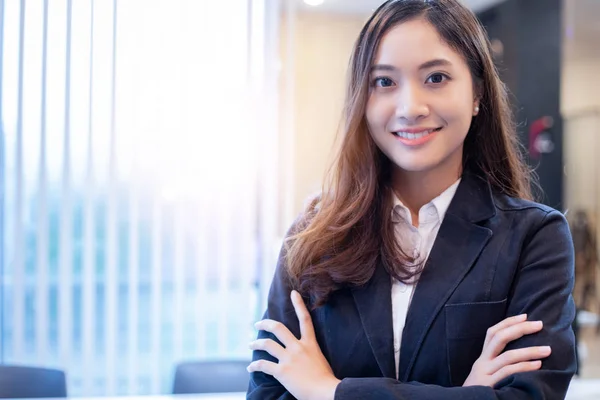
[
  {"xmin": 7, "ymin": 380, "xmax": 600, "ymax": 399},
  {"xmin": 566, "ymin": 379, "xmax": 600, "ymax": 400},
  {"xmin": 51, "ymin": 395, "xmax": 246, "ymax": 400}
]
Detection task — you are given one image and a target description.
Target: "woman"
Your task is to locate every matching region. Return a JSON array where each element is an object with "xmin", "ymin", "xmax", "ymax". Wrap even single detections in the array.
[{"xmin": 247, "ymin": 0, "xmax": 576, "ymax": 399}]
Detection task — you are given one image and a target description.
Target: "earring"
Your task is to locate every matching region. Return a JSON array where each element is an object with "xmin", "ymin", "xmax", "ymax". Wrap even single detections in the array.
[{"xmin": 474, "ymin": 106, "xmax": 480, "ymax": 114}]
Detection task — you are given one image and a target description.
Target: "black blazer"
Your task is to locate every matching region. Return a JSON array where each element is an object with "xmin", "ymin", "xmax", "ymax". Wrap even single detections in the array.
[{"xmin": 247, "ymin": 174, "xmax": 577, "ymax": 399}]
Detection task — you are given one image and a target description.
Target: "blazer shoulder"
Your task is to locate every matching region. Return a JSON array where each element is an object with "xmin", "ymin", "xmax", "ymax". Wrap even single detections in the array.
[{"xmin": 492, "ymin": 192, "xmax": 562, "ymax": 217}]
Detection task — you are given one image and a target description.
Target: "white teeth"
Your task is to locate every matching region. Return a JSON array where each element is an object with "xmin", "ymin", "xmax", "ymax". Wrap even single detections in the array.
[{"xmin": 394, "ymin": 129, "xmax": 437, "ymax": 139}]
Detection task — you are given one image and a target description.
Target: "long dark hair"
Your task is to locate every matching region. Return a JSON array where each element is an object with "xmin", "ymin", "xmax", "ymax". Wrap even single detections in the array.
[{"xmin": 286, "ymin": 0, "xmax": 532, "ymax": 308}]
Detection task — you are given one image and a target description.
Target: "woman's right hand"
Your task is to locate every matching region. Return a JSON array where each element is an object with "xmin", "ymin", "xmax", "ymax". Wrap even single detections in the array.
[{"xmin": 463, "ymin": 313, "xmax": 551, "ymax": 388}]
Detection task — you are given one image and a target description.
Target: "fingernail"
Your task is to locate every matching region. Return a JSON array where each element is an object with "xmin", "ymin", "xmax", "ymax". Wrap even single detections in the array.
[
  {"xmin": 541, "ymin": 346, "xmax": 551, "ymax": 353},
  {"xmin": 535, "ymin": 321, "xmax": 544, "ymax": 328}
]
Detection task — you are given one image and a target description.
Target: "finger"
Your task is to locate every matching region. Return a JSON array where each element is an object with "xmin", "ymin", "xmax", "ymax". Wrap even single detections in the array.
[
  {"xmin": 483, "ymin": 320, "xmax": 544, "ymax": 359},
  {"xmin": 255, "ymin": 319, "xmax": 297, "ymax": 347},
  {"xmin": 246, "ymin": 360, "xmax": 279, "ymax": 376},
  {"xmin": 249, "ymin": 338, "xmax": 286, "ymax": 360},
  {"xmin": 484, "ymin": 314, "xmax": 527, "ymax": 348},
  {"xmin": 488, "ymin": 346, "xmax": 551, "ymax": 374},
  {"xmin": 489, "ymin": 360, "xmax": 542, "ymax": 385},
  {"xmin": 291, "ymin": 290, "xmax": 316, "ymax": 341}
]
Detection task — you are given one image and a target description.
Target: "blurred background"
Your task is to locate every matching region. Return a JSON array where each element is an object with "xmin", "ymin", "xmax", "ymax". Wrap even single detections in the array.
[{"xmin": 0, "ymin": 0, "xmax": 599, "ymax": 397}]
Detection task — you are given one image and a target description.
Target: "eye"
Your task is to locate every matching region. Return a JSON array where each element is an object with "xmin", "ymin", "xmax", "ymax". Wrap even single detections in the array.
[
  {"xmin": 373, "ymin": 77, "xmax": 395, "ymax": 88},
  {"xmin": 426, "ymin": 73, "xmax": 449, "ymax": 84}
]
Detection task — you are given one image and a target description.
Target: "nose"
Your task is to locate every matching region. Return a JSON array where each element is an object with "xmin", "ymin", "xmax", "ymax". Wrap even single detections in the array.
[{"xmin": 394, "ymin": 83, "xmax": 430, "ymax": 123}]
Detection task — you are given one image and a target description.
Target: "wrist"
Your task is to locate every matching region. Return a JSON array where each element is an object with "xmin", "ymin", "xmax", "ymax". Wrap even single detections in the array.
[{"xmin": 324, "ymin": 377, "xmax": 341, "ymax": 400}]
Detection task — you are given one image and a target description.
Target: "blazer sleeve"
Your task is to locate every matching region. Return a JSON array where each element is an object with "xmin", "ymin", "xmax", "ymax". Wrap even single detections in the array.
[
  {"xmin": 246, "ymin": 231, "xmax": 302, "ymax": 399},
  {"xmin": 334, "ymin": 209, "xmax": 577, "ymax": 400}
]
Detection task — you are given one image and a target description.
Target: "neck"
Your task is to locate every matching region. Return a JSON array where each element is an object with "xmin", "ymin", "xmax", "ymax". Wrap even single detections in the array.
[{"xmin": 392, "ymin": 162, "xmax": 462, "ymax": 222}]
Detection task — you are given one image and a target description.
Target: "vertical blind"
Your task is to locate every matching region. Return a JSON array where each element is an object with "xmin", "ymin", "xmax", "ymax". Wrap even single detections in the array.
[{"xmin": 0, "ymin": 0, "xmax": 283, "ymax": 395}]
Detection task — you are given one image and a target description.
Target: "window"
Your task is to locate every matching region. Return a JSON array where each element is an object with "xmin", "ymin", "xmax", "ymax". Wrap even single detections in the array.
[{"xmin": 0, "ymin": 0, "xmax": 281, "ymax": 395}]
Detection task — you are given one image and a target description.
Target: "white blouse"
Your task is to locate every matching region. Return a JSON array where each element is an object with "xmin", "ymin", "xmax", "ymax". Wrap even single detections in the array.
[{"xmin": 391, "ymin": 179, "xmax": 461, "ymax": 379}]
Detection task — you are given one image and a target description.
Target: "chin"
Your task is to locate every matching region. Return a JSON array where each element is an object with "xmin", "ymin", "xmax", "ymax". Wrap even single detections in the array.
[
  {"xmin": 389, "ymin": 156, "xmax": 440, "ymax": 173},
  {"xmin": 396, "ymin": 164, "xmax": 436, "ymax": 173}
]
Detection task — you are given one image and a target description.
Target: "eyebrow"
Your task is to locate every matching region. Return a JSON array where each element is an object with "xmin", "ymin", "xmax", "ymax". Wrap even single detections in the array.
[{"xmin": 370, "ymin": 58, "xmax": 453, "ymax": 73}]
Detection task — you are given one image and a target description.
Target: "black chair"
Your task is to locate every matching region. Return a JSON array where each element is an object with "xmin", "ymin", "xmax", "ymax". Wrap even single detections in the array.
[
  {"xmin": 172, "ymin": 360, "xmax": 250, "ymax": 394},
  {"xmin": 0, "ymin": 365, "xmax": 67, "ymax": 398}
]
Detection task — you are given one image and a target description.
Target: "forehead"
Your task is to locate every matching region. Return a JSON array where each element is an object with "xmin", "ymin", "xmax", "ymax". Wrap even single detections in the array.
[{"xmin": 372, "ymin": 18, "xmax": 465, "ymax": 68}]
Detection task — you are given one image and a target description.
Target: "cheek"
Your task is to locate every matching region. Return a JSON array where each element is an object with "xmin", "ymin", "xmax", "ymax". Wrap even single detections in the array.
[
  {"xmin": 442, "ymin": 85, "xmax": 476, "ymax": 125},
  {"xmin": 365, "ymin": 98, "xmax": 377, "ymax": 129},
  {"xmin": 436, "ymin": 98, "xmax": 474, "ymax": 132},
  {"xmin": 365, "ymin": 97, "xmax": 389, "ymax": 132}
]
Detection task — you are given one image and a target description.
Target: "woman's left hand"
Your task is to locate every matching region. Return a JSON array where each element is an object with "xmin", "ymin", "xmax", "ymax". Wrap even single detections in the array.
[{"xmin": 247, "ymin": 290, "xmax": 341, "ymax": 400}]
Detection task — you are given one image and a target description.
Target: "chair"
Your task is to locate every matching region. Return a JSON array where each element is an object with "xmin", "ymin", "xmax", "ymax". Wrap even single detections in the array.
[
  {"xmin": 0, "ymin": 365, "xmax": 67, "ymax": 398},
  {"xmin": 172, "ymin": 360, "xmax": 250, "ymax": 394}
]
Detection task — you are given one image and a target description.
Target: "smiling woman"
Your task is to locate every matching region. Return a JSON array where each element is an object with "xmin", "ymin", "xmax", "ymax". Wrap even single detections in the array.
[{"xmin": 247, "ymin": 0, "xmax": 576, "ymax": 399}]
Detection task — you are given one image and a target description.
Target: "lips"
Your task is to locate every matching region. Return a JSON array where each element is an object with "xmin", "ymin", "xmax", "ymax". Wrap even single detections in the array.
[
  {"xmin": 391, "ymin": 127, "xmax": 442, "ymax": 146},
  {"xmin": 392, "ymin": 127, "xmax": 442, "ymax": 139}
]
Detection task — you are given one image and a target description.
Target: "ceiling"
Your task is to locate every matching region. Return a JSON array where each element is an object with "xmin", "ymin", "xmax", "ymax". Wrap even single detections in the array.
[
  {"xmin": 294, "ymin": 0, "xmax": 507, "ymax": 15},
  {"xmin": 293, "ymin": 0, "xmax": 600, "ymax": 62}
]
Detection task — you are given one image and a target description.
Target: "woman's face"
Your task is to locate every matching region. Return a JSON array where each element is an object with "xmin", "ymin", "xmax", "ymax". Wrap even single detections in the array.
[{"xmin": 366, "ymin": 18, "xmax": 479, "ymax": 177}]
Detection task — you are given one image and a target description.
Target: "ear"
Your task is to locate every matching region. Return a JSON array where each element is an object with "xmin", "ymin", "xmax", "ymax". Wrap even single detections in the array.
[
  {"xmin": 473, "ymin": 81, "xmax": 483, "ymax": 116},
  {"xmin": 473, "ymin": 99, "xmax": 480, "ymax": 116}
]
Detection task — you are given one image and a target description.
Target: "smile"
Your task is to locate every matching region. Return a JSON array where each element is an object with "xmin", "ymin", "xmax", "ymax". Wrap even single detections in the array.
[
  {"xmin": 393, "ymin": 128, "xmax": 442, "ymax": 139},
  {"xmin": 391, "ymin": 127, "xmax": 442, "ymax": 146}
]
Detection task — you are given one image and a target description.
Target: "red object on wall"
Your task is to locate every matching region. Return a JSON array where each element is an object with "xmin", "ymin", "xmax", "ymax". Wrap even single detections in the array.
[{"xmin": 529, "ymin": 116, "xmax": 554, "ymax": 159}]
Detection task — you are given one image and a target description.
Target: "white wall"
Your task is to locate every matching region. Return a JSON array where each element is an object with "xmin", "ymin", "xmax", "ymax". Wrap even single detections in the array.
[
  {"xmin": 562, "ymin": 59, "xmax": 600, "ymax": 116},
  {"xmin": 279, "ymin": 11, "xmax": 366, "ymax": 234},
  {"xmin": 562, "ymin": 57, "xmax": 600, "ymax": 255}
]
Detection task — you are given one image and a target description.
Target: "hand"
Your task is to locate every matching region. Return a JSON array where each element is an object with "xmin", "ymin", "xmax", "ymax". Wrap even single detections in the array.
[
  {"xmin": 247, "ymin": 290, "xmax": 341, "ymax": 400},
  {"xmin": 463, "ymin": 313, "xmax": 551, "ymax": 387}
]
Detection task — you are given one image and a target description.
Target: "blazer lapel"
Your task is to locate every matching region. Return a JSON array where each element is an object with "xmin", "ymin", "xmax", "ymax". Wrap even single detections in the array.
[
  {"xmin": 351, "ymin": 262, "xmax": 396, "ymax": 379},
  {"xmin": 398, "ymin": 174, "xmax": 496, "ymax": 381}
]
